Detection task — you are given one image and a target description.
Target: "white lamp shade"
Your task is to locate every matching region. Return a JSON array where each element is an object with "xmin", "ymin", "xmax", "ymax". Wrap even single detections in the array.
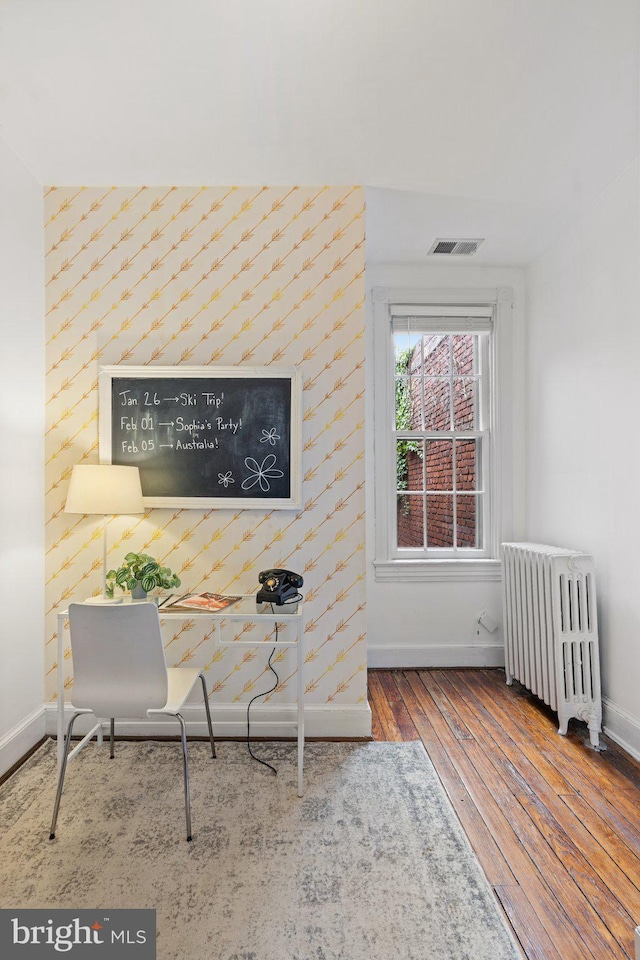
[{"xmin": 65, "ymin": 464, "xmax": 145, "ymax": 515}]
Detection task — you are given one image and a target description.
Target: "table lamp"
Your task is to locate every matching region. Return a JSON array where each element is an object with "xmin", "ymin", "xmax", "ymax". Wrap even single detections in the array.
[{"xmin": 65, "ymin": 464, "xmax": 145, "ymax": 603}]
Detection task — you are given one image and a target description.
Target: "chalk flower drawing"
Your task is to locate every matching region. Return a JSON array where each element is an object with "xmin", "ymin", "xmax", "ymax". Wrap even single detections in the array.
[
  {"xmin": 218, "ymin": 471, "xmax": 235, "ymax": 488},
  {"xmin": 260, "ymin": 427, "xmax": 280, "ymax": 446},
  {"xmin": 241, "ymin": 454, "xmax": 284, "ymax": 492}
]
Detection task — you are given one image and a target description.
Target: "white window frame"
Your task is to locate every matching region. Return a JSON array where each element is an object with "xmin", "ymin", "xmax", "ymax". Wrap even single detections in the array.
[{"xmin": 372, "ymin": 286, "xmax": 515, "ymax": 582}]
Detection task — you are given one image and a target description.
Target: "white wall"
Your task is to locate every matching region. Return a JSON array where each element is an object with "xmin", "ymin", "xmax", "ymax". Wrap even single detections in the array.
[
  {"xmin": 366, "ymin": 261, "xmax": 526, "ymax": 667},
  {"xmin": 0, "ymin": 138, "xmax": 45, "ymax": 773},
  {"xmin": 526, "ymin": 159, "xmax": 640, "ymax": 758}
]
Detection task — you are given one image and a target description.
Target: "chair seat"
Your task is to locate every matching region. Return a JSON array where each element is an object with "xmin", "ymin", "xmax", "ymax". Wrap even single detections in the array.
[
  {"xmin": 71, "ymin": 670, "xmax": 202, "ymax": 720},
  {"xmin": 148, "ymin": 667, "xmax": 202, "ymax": 716}
]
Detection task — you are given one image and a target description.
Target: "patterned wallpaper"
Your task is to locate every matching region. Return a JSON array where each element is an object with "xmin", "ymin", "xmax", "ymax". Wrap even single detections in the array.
[{"xmin": 44, "ymin": 185, "xmax": 366, "ymax": 717}]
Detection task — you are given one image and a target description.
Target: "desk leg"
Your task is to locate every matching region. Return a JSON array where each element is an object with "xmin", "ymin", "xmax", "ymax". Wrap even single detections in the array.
[
  {"xmin": 297, "ymin": 620, "xmax": 304, "ymax": 797},
  {"xmin": 56, "ymin": 614, "xmax": 65, "ymax": 773}
]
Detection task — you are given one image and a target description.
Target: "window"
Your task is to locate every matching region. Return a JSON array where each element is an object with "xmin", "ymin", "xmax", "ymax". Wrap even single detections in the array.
[
  {"xmin": 394, "ymin": 317, "xmax": 490, "ymax": 557},
  {"xmin": 373, "ymin": 287, "xmax": 515, "ymax": 581}
]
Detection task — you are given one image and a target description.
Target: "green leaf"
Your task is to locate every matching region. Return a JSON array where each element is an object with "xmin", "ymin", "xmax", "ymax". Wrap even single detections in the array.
[
  {"xmin": 115, "ymin": 569, "xmax": 129, "ymax": 585},
  {"xmin": 141, "ymin": 574, "xmax": 157, "ymax": 592}
]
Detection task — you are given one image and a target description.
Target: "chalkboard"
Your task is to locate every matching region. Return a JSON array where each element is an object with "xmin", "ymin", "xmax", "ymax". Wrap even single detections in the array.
[{"xmin": 98, "ymin": 366, "xmax": 302, "ymax": 509}]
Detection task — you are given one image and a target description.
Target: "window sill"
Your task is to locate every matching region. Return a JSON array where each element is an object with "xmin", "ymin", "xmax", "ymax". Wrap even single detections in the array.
[{"xmin": 373, "ymin": 559, "xmax": 502, "ymax": 583}]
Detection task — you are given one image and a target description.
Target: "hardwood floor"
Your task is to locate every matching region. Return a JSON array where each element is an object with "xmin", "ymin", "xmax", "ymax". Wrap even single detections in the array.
[{"xmin": 368, "ymin": 668, "xmax": 640, "ymax": 960}]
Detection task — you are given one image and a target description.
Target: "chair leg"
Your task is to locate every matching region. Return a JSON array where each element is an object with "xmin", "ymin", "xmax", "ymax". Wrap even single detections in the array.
[
  {"xmin": 176, "ymin": 714, "xmax": 192, "ymax": 841},
  {"xmin": 199, "ymin": 672, "xmax": 216, "ymax": 759},
  {"xmin": 49, "ymin": 712, "xmax": 82, "ymax": 840},
  {"xmin": 110, "ymin": 718, "xmax": 115, "ymax": 759}
]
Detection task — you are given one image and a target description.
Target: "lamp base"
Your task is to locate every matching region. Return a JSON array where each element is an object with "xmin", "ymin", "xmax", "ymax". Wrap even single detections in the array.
[{"xmin": 84, "ymin": 596, "xmax": 123, "ymax": 605}]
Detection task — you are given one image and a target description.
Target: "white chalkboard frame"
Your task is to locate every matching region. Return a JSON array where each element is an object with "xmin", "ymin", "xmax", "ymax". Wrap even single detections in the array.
[{"xmin": 98, "ymin": 365, "xmax": 302, "ymax": 510}]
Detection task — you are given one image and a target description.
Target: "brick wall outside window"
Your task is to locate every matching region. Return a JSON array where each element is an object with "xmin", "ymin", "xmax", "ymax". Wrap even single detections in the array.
[{"xmin": 397, "ymin": 334, "xmax": 477, "ymax": 549}]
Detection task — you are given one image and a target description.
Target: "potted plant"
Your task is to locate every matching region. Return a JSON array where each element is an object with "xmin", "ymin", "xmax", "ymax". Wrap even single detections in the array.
[{"xmin": 105, "ymin": 552, "xmax": 181, "ymax": 600}]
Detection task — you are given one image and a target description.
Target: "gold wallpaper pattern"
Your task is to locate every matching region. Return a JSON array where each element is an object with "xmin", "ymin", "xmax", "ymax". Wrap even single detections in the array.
[{"xmin": 44, "ymin": 185, "xmax": 366, "ymax": 711}]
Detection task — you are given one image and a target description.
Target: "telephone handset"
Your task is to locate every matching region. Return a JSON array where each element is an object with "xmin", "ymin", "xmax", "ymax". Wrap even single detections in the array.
[{"xmin": 257, "ymin": 568, "xmax": 303, "ymax": 606}]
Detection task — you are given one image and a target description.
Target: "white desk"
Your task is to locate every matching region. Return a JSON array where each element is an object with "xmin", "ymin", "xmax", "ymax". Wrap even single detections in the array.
[{"xmin": 55, "ymin": 596, "xmax": 306, "ymax": 795}]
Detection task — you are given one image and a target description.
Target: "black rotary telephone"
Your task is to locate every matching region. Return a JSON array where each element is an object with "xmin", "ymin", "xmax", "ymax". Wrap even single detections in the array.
[{"xmin": 257, "ymin": 569, "xmax": 303, "ymax": 606}]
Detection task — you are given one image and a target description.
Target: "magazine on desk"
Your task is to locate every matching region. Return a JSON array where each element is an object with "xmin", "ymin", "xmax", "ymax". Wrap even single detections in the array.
[{"xmin": 160, "ymin": 592, "xmax": 242, "ymax": 612}]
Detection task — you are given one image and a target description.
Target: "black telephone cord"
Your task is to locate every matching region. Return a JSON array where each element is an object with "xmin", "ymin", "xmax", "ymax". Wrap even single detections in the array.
[
  {"xmin": 246, "ymin": 593, "xmax": 303, "ymax": 775},
  {"xmin": 246, "ymin": 623, "xmax": 279, "ymax": 775}
]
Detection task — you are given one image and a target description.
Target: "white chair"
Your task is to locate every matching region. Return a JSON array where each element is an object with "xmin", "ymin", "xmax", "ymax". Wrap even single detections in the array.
[{"xmin": 49, "ymin": 602, "xmax": 216, "ymax": 842}]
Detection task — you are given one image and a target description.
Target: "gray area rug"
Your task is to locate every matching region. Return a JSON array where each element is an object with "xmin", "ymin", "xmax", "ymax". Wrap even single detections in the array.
[{"xmin": 0, "ymin": 739, "xmax": 521, "ymax": 960}]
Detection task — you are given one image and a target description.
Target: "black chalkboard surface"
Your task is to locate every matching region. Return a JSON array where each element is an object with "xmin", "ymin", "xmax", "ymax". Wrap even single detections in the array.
[{"xmin": 99, "ymin": 366, "xmax": 302, "ymax": 509}]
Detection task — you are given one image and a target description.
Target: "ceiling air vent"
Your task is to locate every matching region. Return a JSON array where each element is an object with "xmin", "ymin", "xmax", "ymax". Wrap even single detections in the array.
[{"xmin": 428, "ymin": 238, "xmax": 484, "ymax": 257}]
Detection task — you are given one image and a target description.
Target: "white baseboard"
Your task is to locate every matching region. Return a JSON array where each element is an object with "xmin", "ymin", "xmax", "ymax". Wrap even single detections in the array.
[
  {"xmin": 44, "ymin": 702, "xmax": 372, "ymax": 740},
  {"xmin": 0, "ymin": 706, "xmax": 46, "ymax": 777},
  {"xmin": 368, "ymin": 643, "xmax": 505, "ymax": 669},
  {"xmin": 602, "ymin": 697, "xmax": 640, "ymax": 762}
]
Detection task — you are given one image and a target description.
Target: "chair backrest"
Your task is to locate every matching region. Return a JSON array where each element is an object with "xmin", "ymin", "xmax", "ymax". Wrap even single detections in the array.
[{"xmin": 68, "ymin": 602, "xmax": 169, "ymax": 718}]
